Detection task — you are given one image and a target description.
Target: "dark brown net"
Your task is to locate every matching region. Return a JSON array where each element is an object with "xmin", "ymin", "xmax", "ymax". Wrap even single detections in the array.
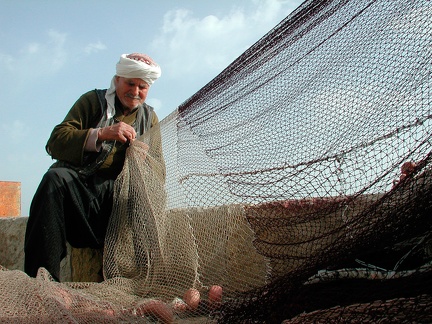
[
  {"xmin": 0, "ymin": 0, "xmax": 431, "ymax": 323},
  {"xmin": 169, "ymin": 0, "xmax": 432, "ymax": 322}
]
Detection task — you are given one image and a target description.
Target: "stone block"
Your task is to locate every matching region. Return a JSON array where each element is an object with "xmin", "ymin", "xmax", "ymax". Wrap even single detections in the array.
[
  {"xmin": 0, "ymin": 216, "xmax": 102, "ymax": 283},
  {"xmin": 70, "ymin": 246, "xmax": 103, "ymax": 282},
  {"xmin": 0, "ymin": 216, "xmax": 27, "ymax": 270}
]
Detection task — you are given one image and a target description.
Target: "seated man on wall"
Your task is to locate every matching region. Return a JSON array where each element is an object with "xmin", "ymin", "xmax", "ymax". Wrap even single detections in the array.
[{"xmin": 24, "ymin": 53, "xmax": 163, "ymax": 282}]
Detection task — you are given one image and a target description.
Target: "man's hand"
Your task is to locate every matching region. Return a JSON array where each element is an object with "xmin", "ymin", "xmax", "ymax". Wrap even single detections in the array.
[{"xmin": 98, "ymin": 122, "xmax": 137, "ymax": 144}]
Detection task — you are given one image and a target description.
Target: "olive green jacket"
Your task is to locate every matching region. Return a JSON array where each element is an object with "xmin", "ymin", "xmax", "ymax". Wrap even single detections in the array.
[{"xmin": 46, "ymin": 89, "xmax": 160, "ymax": 179}]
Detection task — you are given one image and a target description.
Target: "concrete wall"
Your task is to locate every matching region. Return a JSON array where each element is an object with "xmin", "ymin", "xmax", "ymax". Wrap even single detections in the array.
[
  {"xmin": 0, "ymin": 216, "xmax": 27, "ymax": 271},
  {"xmin": 0, "ymin": 206, "xmax": 264, "ymax": 286},
  {"xmin": 0, "ymin": 180, "xmax": 102, "ymax": 282},
  {"xmin": 0, "ymin": 216, "xmax": 102, "ymax": 282}
]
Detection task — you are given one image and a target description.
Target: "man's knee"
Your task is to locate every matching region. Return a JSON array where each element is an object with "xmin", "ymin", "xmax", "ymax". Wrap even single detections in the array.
[{"xmin": 41, "ymin": 167, "xmax": 78, "ymax": 188}]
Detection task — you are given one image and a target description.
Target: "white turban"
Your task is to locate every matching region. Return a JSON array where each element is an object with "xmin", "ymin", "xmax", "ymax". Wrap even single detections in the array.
[
  {"xmin": 116, "ymin": 54, "xmax": 161, "ymax": 86},
  {"xmin": 105, "ymin": 53, "xmax": 161, "ymax": 118}
]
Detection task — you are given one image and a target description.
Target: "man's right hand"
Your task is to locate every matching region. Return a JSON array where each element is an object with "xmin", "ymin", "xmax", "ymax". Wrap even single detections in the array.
[{"xmin": 97, "ymin": 122, "xmax": 137, "ymax": 144}]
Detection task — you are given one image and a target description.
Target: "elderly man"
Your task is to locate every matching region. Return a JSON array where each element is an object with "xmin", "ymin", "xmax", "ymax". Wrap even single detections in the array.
[{"xmin": 24, "ymin": 53, "xmax": 162, "ymax": 282}]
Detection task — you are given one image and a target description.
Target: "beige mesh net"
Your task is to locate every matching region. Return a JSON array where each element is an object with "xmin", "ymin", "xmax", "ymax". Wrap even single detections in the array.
[{"xmin": 1, "ymin": 0, "xmax": 432, "ymax": 322}]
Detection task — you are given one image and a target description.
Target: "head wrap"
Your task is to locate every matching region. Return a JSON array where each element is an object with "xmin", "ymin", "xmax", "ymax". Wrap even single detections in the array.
[
  {"xmin": 105, "ymin": 53, "xmax": 161, "ymax": 118},
  {"xmin": 116, "ymin": 53, "xmax": 161, "ymax": 86}
]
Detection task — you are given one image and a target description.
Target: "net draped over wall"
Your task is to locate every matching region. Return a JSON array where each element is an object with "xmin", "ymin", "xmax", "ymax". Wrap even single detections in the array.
[{"xmin": 1, "ymin": 0, "xmax": 431, "ymax": 323}]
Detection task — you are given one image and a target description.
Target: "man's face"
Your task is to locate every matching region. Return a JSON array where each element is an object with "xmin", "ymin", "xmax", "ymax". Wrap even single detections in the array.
[{"xmin": 115, "ymin": 76, "xmax": 149, "ymax": 110}]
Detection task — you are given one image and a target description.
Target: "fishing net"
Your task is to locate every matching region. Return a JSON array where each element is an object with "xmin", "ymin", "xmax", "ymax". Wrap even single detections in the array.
[{"xmin": 1, "ymin": 0, "xmax": 432, "ymax": 322}]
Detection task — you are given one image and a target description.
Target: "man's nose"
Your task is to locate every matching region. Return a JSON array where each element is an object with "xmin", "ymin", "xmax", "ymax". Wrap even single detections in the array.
[{"xmin": 131, "ymin": 86, "xmax": 139, "ymax": 96}]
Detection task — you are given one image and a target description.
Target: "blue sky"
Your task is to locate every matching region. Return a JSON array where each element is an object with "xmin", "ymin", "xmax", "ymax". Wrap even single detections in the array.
[{"xmin": 0, "ymin": 0, "xmax": 303, "ymax": 215}]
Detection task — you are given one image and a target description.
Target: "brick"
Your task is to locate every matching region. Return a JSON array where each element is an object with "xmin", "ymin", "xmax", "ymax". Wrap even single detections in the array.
[{"xmin": 0, "ymin": 181, "xmax": 21, "ymax": 217}]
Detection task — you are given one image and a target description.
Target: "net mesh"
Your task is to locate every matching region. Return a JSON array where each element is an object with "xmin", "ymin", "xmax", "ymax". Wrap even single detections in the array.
[{"xmin": 1, "ymin": 0, "xmax": 432, "ymax": 322}]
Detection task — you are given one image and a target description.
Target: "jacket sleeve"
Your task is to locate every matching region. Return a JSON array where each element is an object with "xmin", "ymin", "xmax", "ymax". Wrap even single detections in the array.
[{"xmin": 46, "ymin": 91, "xmax": 101, "ymax": 166}]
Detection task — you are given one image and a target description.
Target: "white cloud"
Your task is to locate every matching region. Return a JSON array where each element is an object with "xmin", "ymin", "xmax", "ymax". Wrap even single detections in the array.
[
  {"xmin": 151, "ymin": 0, "xmax": 298, "ymax": 79},
  {"xmin": 84, "ymin": 41, "xmax": 107, "ymax": 55},
  {"xmin": 0, "ymin": 30, "xmax": 107, "ymax": 83},
  {"xmin": 153, "ymin": 8, "xmax": 246, "ymax": 77},
  {"xmin": 251, "ymin": 0, "xmax": 292, "ymax": 24},
  {"xmin": 27, "ymin": 43, "xmax": 40, "ymax": 54},
  {"xmin": 146, "ymin": 98, "xmax": 162, "ymax": 112},
  {"xmin": 0, "ymin": 29, "xmax": 68, "ymax": 79},
  {"xmin": 46, "ymin": 30, "xmax": 68, "ymax": 72}
]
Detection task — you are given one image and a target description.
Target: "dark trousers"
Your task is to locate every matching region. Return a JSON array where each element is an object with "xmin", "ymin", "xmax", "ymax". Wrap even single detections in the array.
[{"xmin": 24, "ymin": 167, "xmax": 114, "ymax": 281}]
